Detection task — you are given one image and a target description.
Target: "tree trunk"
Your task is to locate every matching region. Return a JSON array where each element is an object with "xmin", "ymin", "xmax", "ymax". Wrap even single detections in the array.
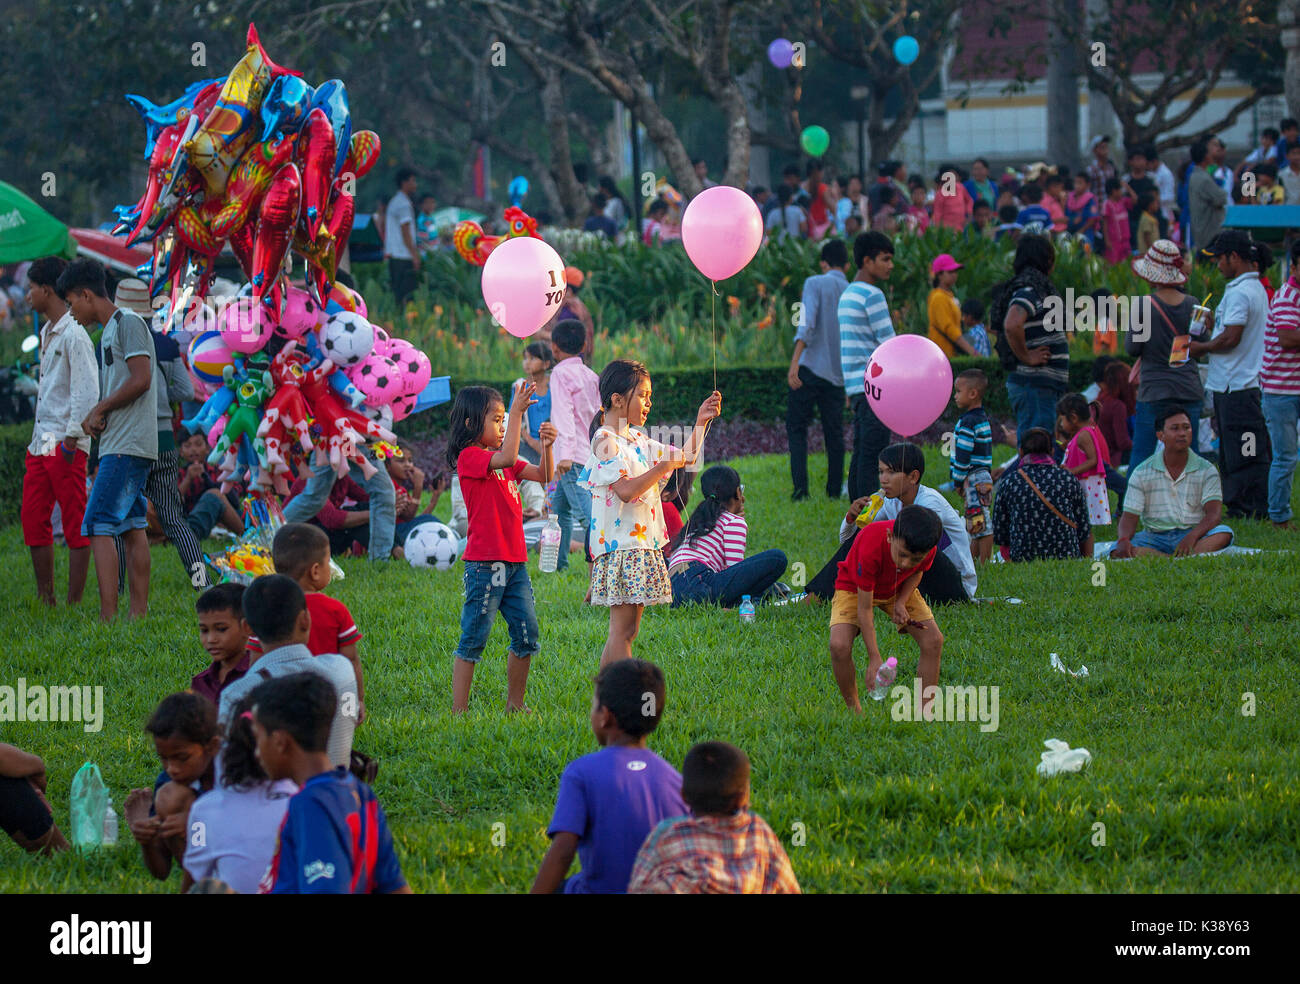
[
  {"xmin": 1046, "ymin": 2, "xmax": 1080, "ymax": 170},
  {"xmin": 1282, "ymin": 0, "xmax": 1300, "ymax": 122},
  {"xmin": 537, "ymin": 71, "xmax": 593, "ymax": 223}
]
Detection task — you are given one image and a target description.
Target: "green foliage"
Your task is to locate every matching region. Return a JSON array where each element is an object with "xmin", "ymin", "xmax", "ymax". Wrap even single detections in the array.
[
  {"xmin": 3, "ymin": 450, "xmax": 1298, "ymax": 893},
  {"xmin": 0, "ymin": 423, "xmax": 29, "ymax": 520}
]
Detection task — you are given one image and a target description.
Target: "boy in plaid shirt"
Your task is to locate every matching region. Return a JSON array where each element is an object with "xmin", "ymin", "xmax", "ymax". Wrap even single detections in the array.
[
  {"xmin": 629, "ymin": 741, "xmax": 799, "ymax": 894},
  {"xmin": 951, "ymin": 369, "xmax": 995, "ymax": 563}
]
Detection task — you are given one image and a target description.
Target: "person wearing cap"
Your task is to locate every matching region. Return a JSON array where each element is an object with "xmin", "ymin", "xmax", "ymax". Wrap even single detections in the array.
[
  {"xmin": 1188, "ymin": 139, "xmax": 1228, "ymax": 253},
  {"xmin": 22, "ymin": 256, "xmax": 99, "ymax": 607},
  {"xmin": 55, "ymin": 257, "xmax": 158, "ymax": 621},
  {"xmin": 1191, "ymin": 230, "xmax": 1272, "ymax": 519},
  {"xmin": 1125, "ymin": 240, "xmax": 1207, "ymax": 472},
  {"xmin": 1086, "ymin": 136, "xmax": 1116, "ymax": 202},
  {"xmin": 926, "ymin": 255, "xmax": 975, "ymax": 359},
  {"xmin": 114, "ymin": 278, "xmax": 208, "ymax": 590}
]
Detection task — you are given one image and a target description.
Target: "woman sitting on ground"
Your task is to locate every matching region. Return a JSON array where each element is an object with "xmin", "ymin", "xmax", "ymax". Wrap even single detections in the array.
[
  {"xmin": 992, "ymin": 427, "xmax": 1094, "ymax": 562},
  {"xmin": 666, "ymin": 466, "xmax": 787, "ymax": 607}
]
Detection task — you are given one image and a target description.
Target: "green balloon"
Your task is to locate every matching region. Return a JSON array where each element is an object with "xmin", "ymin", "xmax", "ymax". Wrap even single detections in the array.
[{"xmin": 801, "ymin": 125, "xmax": 830, "ymax": 157}]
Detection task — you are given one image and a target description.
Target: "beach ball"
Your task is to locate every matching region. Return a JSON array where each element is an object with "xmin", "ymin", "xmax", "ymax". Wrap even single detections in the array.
[{"xmin": 188, "ymin": 330, "xmax": 234, "ymax": 385}]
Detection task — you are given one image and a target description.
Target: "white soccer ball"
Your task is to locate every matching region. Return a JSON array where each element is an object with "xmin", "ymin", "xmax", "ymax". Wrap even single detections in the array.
[
  {"xmin": 404, "ymin": 521, "xmax": 461, "ymax": 571},
  {"xmin": 318, "ymin": 311, "xmax": 374, "ymax": 368}
]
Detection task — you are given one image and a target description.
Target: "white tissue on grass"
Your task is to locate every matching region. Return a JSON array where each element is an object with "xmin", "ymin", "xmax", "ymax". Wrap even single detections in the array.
[
  {"xmin": 1050, "ymin": 652, "xmax": 1089, "ymax": 677},
  {"xmin": 1037, "ymin": 738, "xmax": 1092, "ymax": 776}
]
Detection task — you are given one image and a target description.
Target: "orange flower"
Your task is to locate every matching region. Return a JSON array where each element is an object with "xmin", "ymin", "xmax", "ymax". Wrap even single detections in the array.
[
  {"xmin": 727, "ymin": 295, "xmax": 740, "ymax": 309},
  {"xmin": 434, "ymin": 305, "xmax": 444, "ymax": 316},
  {"xmin": 756, "ymin": 283, "xmax": 768, "ymax": 299},
  {"xmin": 470, "ymin": 339, "xmax": 480, "ymax": 348},
  {"xmin": 405, "ymin": 309, "xmax": 418, "ymax": 322},
  {"xmin": 780, "ymin": 276, "xmax": 790, "ymax": 286},
  {"xmin": 757, "ymin": 313, "xmax": 773, "ymax": 330}
]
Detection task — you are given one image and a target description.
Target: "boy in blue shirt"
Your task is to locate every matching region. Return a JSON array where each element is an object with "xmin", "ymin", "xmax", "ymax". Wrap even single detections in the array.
[
  {"xmin": 252, "ymin": 673, "xmax": 410, "ymax": 894},
  {"xmin": 531, "ymin": 659, "xmax": 687, "ymax": 893},
  {"xmin": 1015, "ymin": 184, "xmax": 1053, "ymax": 230},
  {"xmin": 952, "ymin": 369, "xmax": 995, "ymax": 562}
]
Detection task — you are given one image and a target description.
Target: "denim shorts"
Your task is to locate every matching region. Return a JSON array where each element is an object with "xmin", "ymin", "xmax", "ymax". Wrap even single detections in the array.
[
  {"xmin": 82, "ymin": 453, "xmax": 153, "ymax": 537},
  {"xmin": 1130, "ymin": 524, "xmax": 1234, "ymax": 555},
  {"xmin": 453, "ymin": 560, "xmax": 540, "ymax": 663}
]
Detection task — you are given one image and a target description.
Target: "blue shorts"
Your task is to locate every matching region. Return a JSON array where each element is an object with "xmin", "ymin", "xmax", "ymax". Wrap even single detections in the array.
[
  {"xmin": 1130, "ymin": 524, "xmax": 1234, "ymax": 555},
  {"xmin": 82, "ymin": 453, "xmax": 153, "ymax": 537},
  {"xmin": 453, "ymin": 560, "xmax": 540, "ymax": 663}
]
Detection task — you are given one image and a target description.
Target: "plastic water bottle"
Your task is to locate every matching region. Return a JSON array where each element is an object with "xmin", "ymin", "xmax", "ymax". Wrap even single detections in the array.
[
  {"xmin": 738, "ymin": 595, "xmax": 756, "ymax": 624},
  {"xmin": 102, "ymin": 802, "xmax": 118, "ymax": 847},
  {"xmin": 870, "ymin": 656, "xmax": 899, "ymax": 701},
  {"xmin": 538, "ymin": 516, "xmax": 562, "ymax": 573}
]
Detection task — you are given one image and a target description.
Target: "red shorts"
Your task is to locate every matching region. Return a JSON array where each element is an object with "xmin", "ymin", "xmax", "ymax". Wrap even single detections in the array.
[{"xmin": 22, "ymin": 449, "xmax": 89, "ymax": 549}]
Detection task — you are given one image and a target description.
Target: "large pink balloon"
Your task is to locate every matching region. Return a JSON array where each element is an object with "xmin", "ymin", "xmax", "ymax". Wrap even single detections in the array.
[
  {"xmin": 681, "ymin": 186, "xmax": 763, "ymax": 281},
  {"xmin": 277, "ymin": 285, "xmax": 324, "ymax": 339},
  {"xmin": 864, "ymin": 335, "xmax": 954, "ymax": 437},
  {"xmin": 219, "ymin": 297, "xmax": 275, "ymax": 354},
  {"xmin": 481, "ymin": 236, "xmax": 567, "ymax": 338}
]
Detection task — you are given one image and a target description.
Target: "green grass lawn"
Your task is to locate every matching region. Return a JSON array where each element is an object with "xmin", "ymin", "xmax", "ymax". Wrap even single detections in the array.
[{"xmin": 2, "ymin": 448, "xmax": 1299, "ymax": 893}]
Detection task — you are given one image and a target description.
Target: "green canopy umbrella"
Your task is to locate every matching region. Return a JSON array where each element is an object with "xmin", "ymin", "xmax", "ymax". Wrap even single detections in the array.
[
  {"xmin": 0, "ymin": 181, "xmax": 77, "ymax": 264},
  {"xmin": 429, "ymin": 206, "xmax": 485, "ymax": 229}
]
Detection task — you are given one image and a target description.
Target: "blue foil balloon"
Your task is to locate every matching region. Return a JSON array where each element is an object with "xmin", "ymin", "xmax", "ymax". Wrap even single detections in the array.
[
  {"xmin": 894, "ymin": 35, "xmax": 919, "ymax": 65},
  {"xmin": 310, "ymin": 80, "xmax": 353, "ymax": 178},
  {"xmin": 508, "ymin": 176, "xmax": 529, "ymax": 206},
  {"xmin": 260, "ymin": 76, "xmax": 315, "ymax": 143}
]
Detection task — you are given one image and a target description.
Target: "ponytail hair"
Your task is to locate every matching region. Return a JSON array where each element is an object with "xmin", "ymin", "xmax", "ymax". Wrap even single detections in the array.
[
  {"xmin": 590, "ymin": 359, "xmax": 649, "ymax": 442},
  {"xmin": 680, "ymin": 465, "xmax": 741, "ymax": 547}
]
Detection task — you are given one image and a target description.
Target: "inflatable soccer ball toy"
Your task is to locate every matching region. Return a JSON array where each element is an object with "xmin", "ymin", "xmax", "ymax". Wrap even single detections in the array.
[
  {"xmin": 405, "ymin": 522, "xmax": 460, "ymax": 571},
  {"xmin": 318, "ymin": 310, "xmax": 374, "ymax": 367},
  {"xmin": 350, "ymin": 353, "xmax": 404, "ymax": 407}
]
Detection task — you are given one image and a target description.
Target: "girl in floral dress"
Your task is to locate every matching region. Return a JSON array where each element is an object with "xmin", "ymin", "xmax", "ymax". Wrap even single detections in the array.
[{"xmin": 584, "ymin": 360, "xmax": 721, "ymax": 667}]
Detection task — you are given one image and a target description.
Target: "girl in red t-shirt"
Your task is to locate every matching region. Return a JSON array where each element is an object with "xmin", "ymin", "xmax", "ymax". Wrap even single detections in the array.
[{"xmin": 445, "ymin": 383, "xmax": 556, "ymax": 713}]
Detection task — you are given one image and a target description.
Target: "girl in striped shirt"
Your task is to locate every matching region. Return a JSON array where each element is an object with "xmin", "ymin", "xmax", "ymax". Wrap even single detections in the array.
[{"xmin": 666, "ymin": 466, "xmax": 788, "ymax": 608}]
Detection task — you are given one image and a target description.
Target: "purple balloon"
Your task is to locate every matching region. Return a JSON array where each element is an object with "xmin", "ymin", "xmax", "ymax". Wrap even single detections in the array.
[{"xmin": 767, "ymin": 38, "xmax": 794, "ymax": 69}]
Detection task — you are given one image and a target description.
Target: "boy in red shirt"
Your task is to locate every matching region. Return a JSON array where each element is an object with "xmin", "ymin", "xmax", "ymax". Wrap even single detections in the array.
[
  {"xmin": 248, "ymin": 523, "xmax": 365, "ymax": 718},
  {"xmin": 828, "ymin": 505, "xmax": 945, "ymax": 715}
]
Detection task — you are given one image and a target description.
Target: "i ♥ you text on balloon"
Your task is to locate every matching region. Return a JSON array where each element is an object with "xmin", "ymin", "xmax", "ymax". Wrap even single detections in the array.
[
  {"xmin": 864, "ymin": 334, "xmax": 953, "ymax": 437},
  {"xmin": 681, "ymin": 186, "xmax": 763, "ymax": 282},
  {"xmin": 481, "ymin": 236, "xmax": 567, "ymax": 338}
]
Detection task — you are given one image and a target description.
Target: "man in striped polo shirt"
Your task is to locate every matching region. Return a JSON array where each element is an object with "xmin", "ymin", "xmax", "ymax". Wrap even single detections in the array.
[
  {"xmin": 838, "ymin": 231, "xmax": 896, "ymax": 500},
  {"xmin": 1261, "ymin": 239, "xmax": 1300, "ymax": 528}
]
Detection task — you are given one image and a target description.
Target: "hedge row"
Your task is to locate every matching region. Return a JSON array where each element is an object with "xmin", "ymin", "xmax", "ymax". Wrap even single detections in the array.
[
  {"xmin": 1, "ymin": 422, "xmax": 30, "ymax": 524},
  {"xmin": 395, "ymin": 354, "xmax": 1128, "ymax": 439}
]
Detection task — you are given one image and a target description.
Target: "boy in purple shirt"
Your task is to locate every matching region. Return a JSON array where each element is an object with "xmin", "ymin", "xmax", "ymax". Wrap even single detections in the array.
[
  {"xmin": 531, "ymin": 659, "xmax": 687, "ymax": 893},
  {"xmin": 252, "ymin": 673, "xmax": 410, "ymax": 894},
  {"xmin": 548, "ymin": 319, "xmax": 602, "ymax": 569}
]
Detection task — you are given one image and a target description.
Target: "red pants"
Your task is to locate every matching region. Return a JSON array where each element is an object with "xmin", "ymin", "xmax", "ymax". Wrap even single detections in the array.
[{"xmin": 22, "ymin": 449, "xmax": 89, "ymax": 549}]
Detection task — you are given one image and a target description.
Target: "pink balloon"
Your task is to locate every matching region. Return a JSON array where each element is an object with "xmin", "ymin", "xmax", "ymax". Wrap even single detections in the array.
[
  {"xmin": 864, "ymin": 335, "xmax": 954, "ymax": 437},
  {"xmin": 390, "ymin": 392, "xmax": 417, "ymax": 422},
  {"xmin": 219, "ymin": 297, "xmax": 276, "ymax": 354},
  {"xmin": 390, "ymin": 343, "xmax": 432, "ymax": 396},
  {"xmin": 481, "ymin": 236, "xmax": 567, "ymax": 338},
  {"xmin": 372, "ymin": 325, "xmax": 392, "ymax": 357},
  {"xmin": 348, "ymin": 353, "xmax": 405, "ymax": 408},
  {"xmin": 277, "ymin": 285, "xmax": 324, "ymax": 339},
  {"xmin": 681, "ymin": 186, "xmax": 763, "ymax": 281}
]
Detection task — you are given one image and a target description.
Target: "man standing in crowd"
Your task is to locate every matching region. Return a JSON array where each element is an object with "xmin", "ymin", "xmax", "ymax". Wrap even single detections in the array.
[
  {"xmin": 22, "ymin": 257, "xmax": 98, "ymax": 607},
  {"xmin": 788, "ymin": 239, "xmax": 849, "ymax": 500},
  {"xmin": 839, "ymin": 231, "xmax": 896, "ymax": 500},
  {"xmin": 1188, "ymin": 139, "xmax": 1228, "ymax": 254},
  {"xmin": 385, "ymin": 167, "xmax": 420, "ymax": 306},
  {"xmin": 1086, "ymin": 136, "xmax": 1115, "ymax": 201},
  {"xmin": 1193, "ymin": 231, "xmax": 1271, "ymax": 519},
  {"xmin": 58, "ymin": 258, "xmax": 158, "ymax": 621},
  {"xmin": 1260, "ymin": 240, "xmax": 1300, "ymax": 529}
]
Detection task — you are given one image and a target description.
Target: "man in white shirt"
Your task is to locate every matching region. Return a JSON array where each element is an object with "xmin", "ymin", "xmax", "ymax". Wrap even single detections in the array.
[
  {"xmin": 384, "ymin": 167, "xmax": 420, "ymax": 305},
  {"xmin": 1192, "ymin": 231, "xmax": 1272, "ymax": 519},
  {"xmin": 1147, "ymin": 145, "xmax": 1177, "ymax": 223},
  {"xmin": 22, "ymin": 256, "xmax": 98, "ymax": 607}
]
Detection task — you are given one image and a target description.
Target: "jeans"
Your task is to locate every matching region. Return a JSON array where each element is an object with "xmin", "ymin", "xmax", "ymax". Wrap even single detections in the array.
[
  {"xmin": 1006, "ymin": 378, "xmax": 1062, "ymax": 443},
  {"xmin": 284, "ymin": 452, "xmax": 396, "ymax": 560},
  {"xmin": 787, "ymin": 367, "xmax": 845, "ymax": 497},
  {"xmin": 1130, "ymin": 398, "xmax": 1202, "ymax": 472},
  {"xmin": 848, "ymin": 394, "xmax": 892, "ymax": 500},
  {"xmin": 669, "ymin": 550, "xmax": 788, "ymax": 608},
  {"xmin": 453, "ymin": 560, "xmax": 539, "ymax": 662},
  {"xmin": 1128, "ymin": 524, "xmax": 1234, "ymax": 554},
  {"xmin": 553, "ymin": 467, "xmax": 592, "ymax": 571},
  {"xmin": 1212, "ymin": 388, "xmax": 1271, "ymax": 520},
  {"xmin": 82, "ymin": 453, "xmax": 152, "ymax": 537},
  {"xmin": 1262, "ymin": 392, "xmax": 1300, "ymax": 522}
]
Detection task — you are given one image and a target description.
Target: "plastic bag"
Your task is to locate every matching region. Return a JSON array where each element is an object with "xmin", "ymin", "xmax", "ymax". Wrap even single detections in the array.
[
  {"xmin": 1036, "ymin": 738, "xmax": 1092, "ymax": 777},
  {"xmin": 69, "ymin": 761, "xmax": 109, "ymax": 848}
]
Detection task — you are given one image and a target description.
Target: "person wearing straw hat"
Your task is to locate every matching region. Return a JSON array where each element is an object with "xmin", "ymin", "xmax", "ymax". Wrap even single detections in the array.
[
  {"xmin": 1125, "ymin": 240, "xmax": 1207, "ymax": 471},
  {"xmin": 113, "ymin": 278, "xmax": 211, "ymax": 590},
  {"xmin": 55, "ymin": 258, "xmax": 157, "ymax": 621}
]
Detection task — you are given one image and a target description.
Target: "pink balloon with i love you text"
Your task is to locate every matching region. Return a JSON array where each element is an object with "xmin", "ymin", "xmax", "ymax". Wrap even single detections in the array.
[
  {"xmin": 681, "ymin": 186, "xmax": 764, "ymax": 281},
  {"xmin": 481, "ymin": 236, "xmax": 567, "ymax": 338},
  {"xmin": 863, "ymin": 334, "xmax": 953, "ymax": 436}
]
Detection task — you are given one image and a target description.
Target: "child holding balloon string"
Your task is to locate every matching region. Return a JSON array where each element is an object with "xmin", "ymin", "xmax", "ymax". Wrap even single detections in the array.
[{"xmin": 584, "ymin": 360, "xmax": 720, "ymax": 667}]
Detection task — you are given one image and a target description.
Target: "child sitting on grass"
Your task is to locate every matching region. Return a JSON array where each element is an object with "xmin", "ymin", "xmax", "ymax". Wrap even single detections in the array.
[
  {"xmin": 247, "ymin": 523, "xmax": 364, "ymax": 717},
  {"xmin": 629, "ymin": 741, "xmax": 799, "ymax": 894},
  {"xmin": 666, "ymin": 465, "xmax": 787, "ymax": 607},
  {"xmin": 828, "ymin": 505, "xmax": 945, "ymax": 715},
  {"xmin": 182, "ymin": 693, "xmax": 298, "ymax": 894},
  {"xmin": 385, "ymin": 440, "xmax": 447, "ymax": 548},
  {"xmin": 125, "ymin": 692, "xmax": 221, "ymax": 889},
  {"xmin": 190, "ymin": 582, "xmax": 251, "ymax": 705},
  {"xmin": 0, "ymin": 743, "xmax": 69, "ymax": 855},
  {"xmin": 531, "ymin": 659, "xmax": 687, "ymax": 894},
  {"xmin": 251, "ymin": 673, "xmax": 410, "ymax": 894}
]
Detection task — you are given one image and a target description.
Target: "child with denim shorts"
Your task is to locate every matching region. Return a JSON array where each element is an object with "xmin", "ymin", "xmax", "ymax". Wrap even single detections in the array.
[{"xmin": 446, "ymin": 383, "xmax": 556, "ymax": 713}]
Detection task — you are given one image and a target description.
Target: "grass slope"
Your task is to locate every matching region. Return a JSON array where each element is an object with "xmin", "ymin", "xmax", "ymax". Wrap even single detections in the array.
[{"xmin": 1, "ymin": 448, "xmax": 1298, "ymax": 893}]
